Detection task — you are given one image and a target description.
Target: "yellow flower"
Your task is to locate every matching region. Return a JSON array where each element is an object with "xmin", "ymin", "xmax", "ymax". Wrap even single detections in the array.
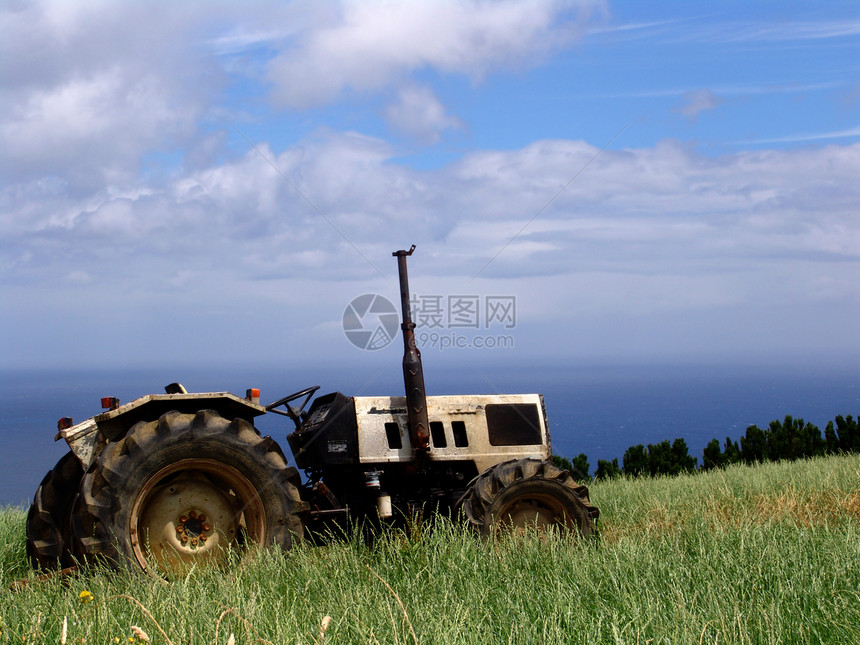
[{"xmin": 79, "ymin": 590, "xmax": 93, "ymax": 604}]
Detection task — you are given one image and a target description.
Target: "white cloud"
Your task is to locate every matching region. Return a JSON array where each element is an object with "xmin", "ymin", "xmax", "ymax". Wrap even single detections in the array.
[
  {"xmin": 599, "ymin": 15, "xmax": 860, "ymax": 45},
  {"xmin": 1, "ymin": 1, "xmax": 858, "ymax": 368},
  {"xmin": 64, "ymin": 270, "xmax": 92, "ymax": 284},
  {"xmin": 701, "ymin": 19, "xmax": 860, "ymax": 43},
  {"xmin": 5, "ymin": 131, "xmax": 858, "ymax": 282},
  {"xmin": 0, "ymin": 0, "xmax": 601, "ymax": 187},
  {"xmin": 2, "ymin": 132, "xmax": 859, "ymax": 366},
  {"xmin": 383, "ymin": 84, "xmax": 464, "ymax": 143},
  {"xmin": 266, "ymin": 0, "xmax": 603, "ymax": 108},
  {"xmin": 0, "ymin": 1, "xmax": 223, "ymax": 187},
  {"xmin": 676, "ymin": 89, "xmax": 725, "ymax": 121},
  {"xmin": 739, "ymin": 124, "xmax": 860, "ymax": 144}
]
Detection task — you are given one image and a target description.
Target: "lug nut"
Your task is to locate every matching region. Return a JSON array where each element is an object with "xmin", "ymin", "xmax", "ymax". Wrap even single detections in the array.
[
  {"xmin": 189, "ymin": 510, "xmax": 197, "ymax": 519},
  {"xmin": 203, "ymin": 523, "xmax": 211, "ymax": 532},
  {"xmin": 198, "ymin": 514, "xmax": 206, "ymax": 522},
  {"xmin": 180, "ymin": 515, "xmax": 188, "ymax": 523}
]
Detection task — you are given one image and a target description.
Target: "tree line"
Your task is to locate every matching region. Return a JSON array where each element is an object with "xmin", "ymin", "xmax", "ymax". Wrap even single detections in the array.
[{"xmin": 552, "ymin": 414, "xmax": 859, "ymax": 482}]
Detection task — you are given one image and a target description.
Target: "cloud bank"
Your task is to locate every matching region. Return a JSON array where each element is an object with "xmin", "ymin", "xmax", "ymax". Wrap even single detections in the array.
[{"xmin": 1, "ymin": 1, "xmax": 858, "ymax": 368}]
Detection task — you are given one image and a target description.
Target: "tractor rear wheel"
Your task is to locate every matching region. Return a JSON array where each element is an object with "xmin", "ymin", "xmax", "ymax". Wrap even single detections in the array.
[
  {"xmin": 26, "ymin": 452, "xmax": 84, "ymax": 569},
  {"xmin": 460, "ymin": 458, "xmax": 598, "ymax": 537},
  {"xmin": 72, "ymin": 410, "xmax": 305, "ymax": 573}
]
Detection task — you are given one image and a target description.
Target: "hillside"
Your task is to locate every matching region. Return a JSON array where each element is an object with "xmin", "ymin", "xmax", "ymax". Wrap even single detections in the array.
[{"xmin": 1, "ymin": 454, "xmax": 858, "ymax": 644}]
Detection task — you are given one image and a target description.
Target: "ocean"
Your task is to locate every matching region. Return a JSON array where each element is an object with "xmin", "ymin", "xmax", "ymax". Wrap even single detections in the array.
[{"xmin": 2, "ymin": 361, "xmax": 858, "ymax": 507}]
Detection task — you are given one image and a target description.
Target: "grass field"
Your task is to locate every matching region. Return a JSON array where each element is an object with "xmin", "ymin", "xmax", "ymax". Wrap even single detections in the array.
[{"xmin": 1, "ymin": 454, "xmax": 858, "ymax": 644}]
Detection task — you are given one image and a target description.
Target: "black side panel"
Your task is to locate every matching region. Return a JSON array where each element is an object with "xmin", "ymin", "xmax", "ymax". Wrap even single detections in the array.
[
  {"xmin": 485, "ymin": 403, "xmax": 542, "ymax": 446},
  {"xmin": 287, "ymin": 392, "xmax": 358, "ymax": 469}
]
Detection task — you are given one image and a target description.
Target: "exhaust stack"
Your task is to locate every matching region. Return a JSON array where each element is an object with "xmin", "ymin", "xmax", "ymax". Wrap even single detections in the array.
[{"xmin": 393, "ymin": 245, "xmax": 430, "ymax": 461}]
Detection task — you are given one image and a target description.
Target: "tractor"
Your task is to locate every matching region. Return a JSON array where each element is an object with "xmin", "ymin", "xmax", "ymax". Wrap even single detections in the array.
[{"xmin": 26, "ymin": 246, "xmax": 598, "ymax": 573}]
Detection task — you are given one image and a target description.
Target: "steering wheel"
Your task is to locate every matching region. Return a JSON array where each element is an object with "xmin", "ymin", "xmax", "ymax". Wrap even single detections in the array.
[{"xmin": 265, "ymin": 385, "xmax": 320, "ymax": 430}]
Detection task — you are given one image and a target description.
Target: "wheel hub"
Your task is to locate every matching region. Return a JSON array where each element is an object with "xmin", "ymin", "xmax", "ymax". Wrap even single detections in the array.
[
  {"xmin": 133, "ymin": 469, "xmax": 252, "ymax": 571},
  {"xmin": 175, "ymin": 510, "xmax": 211, "ymax": 544},
  {"xmin": 495, "ymin": 493, "xmax": 570, "ymax": 535},
  {"xmin": 505, "ymin": 503, "xmax": 557, "ymax": 528}
]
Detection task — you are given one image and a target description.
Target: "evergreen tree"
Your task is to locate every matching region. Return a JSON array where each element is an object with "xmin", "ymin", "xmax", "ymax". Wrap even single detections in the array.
[
  {"xmin": 551, "ymin": 454, "xmax": 574, "ymax": 474},
  {"xmin": 550, "ymin": 454, "xmax": 592, "ymax": 482},
  {"xmin": 825, "ymin": 421, "xmax": 840, "ymax": 454},
  {"xmin": 647, "ymin": 440, "xmax": 673, "ymax": 476},
  {"xmin": 799, "ymin": 419, "xmax": 826, "ymax": 458},
  {"xmin": 765, "ymin": 416, "xmax": 790, "ymax": 461},
  {"xmin": 703, "ymin": 436, "xmax": 740, "ymax": 470},
  {"xmin": 834, "ymin": 415, "xmax": 859, "ymax": 452},
  {"xmin": 623, "ymin": 444, "xmax": 648, "ymax": 477},
  {"xmin": 572, "ymin": 452, "xmax": 591, "ymax": 482},
  {"xmin": 595, "ymin": 458, "xmax": 622, "ymax": 479},
  {"xmin": 741, "ymin": 425, "xmax": 767, "ymax": 463},
  {"xmin": 670, "ymin": 438, "xmax": 697, "ymax": 473},
  {"xmin": 702, "ymin": 438, "xmax": 723, "ymax": 470},
  {"xmin": 723, "ymin": 436, "xmax": 741, "ymax": 465},
  {"xmin": 765, "ymin": 415, "xmax": 824, "ymax": 460}
]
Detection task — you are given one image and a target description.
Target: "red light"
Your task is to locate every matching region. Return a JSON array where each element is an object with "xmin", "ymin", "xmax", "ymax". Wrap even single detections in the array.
[
  {"xmin": 57, "ymin": 417, "xmax": 73, "ymax": 430},
  {"xmin": 246, "ymin": 388, "xmax": 260, "ymax": 404},
  {"xmin": 101, "ymin": 396, "xmax": 120, "ymax": 410}
]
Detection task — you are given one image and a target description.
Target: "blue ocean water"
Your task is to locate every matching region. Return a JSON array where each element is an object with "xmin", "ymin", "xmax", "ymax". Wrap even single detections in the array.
[{"xmin": 1, "ymin": 361, "xmax": 858, "ymax": 506}]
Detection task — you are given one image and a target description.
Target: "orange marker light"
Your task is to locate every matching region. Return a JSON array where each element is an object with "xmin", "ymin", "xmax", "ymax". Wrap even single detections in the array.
[
  {"xmin": 101, "ymin": 397, "xmax": 120, "ymax": 410},
  {"xmin": 246, "ymin": 388, "xmax": 261, "ymax": 404}
]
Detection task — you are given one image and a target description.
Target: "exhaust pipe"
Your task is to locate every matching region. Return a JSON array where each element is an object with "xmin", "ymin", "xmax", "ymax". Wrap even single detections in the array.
[{"xmin": 393, "ymin": 245, "xmax": 430, "ymax": 461}]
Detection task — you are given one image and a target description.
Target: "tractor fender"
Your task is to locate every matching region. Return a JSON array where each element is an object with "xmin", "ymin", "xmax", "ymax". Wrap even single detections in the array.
[{"xmin": 58, "ymin": 392, "xmax": 266, "ymax": 471}]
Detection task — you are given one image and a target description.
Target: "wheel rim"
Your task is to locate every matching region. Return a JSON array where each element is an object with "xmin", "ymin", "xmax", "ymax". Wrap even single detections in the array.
[
  {"xmin": 493, "ymin": 492, "xmax": 571, "ymax": 535},
  {"xmin": 129, "ymin": 458, "xmax": 266, "ymax": 572}
]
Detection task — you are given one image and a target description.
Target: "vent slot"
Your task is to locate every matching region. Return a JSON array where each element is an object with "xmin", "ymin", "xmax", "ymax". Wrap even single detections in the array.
[
  {"xmin": 384, "ymin": 422, "xmax": 402, "ymax": 449},
  {"xmin": 430, "ymin": 421, "xmax": 447, "ymax": 448},
  {"xmin": 452, "ymin": 420, "xmax": 468, "ymax": 447}
]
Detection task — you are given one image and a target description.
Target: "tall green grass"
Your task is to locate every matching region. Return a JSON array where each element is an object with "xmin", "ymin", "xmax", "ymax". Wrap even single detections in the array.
[{"xmin": 2, "ymin": 454, "xmax": 858, "ymax": 644}]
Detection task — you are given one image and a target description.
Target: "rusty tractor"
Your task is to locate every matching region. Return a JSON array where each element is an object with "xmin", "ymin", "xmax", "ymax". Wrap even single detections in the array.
[{"xmin": 26, "ymin": 246, "xmax": 598, "ymax": 573}]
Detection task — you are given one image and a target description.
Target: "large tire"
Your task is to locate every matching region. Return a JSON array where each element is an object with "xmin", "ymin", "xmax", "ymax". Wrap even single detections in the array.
[
  {"xmin": 26, "ymin": 452, "xmax": 84, "ymax": 570},
  {"xmin": 72, "ymin": 409, "xmax": 305, "ymax": 573},
  {"xmin": 460, "ymin": 458, "xmax": 599, "ymax": 537}
]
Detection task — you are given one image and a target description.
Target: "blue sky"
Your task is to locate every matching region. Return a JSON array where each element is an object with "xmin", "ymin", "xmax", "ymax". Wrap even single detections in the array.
[{"xmin": 1, "ymin": 0, "xmax": 858, "ymax": 373}]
